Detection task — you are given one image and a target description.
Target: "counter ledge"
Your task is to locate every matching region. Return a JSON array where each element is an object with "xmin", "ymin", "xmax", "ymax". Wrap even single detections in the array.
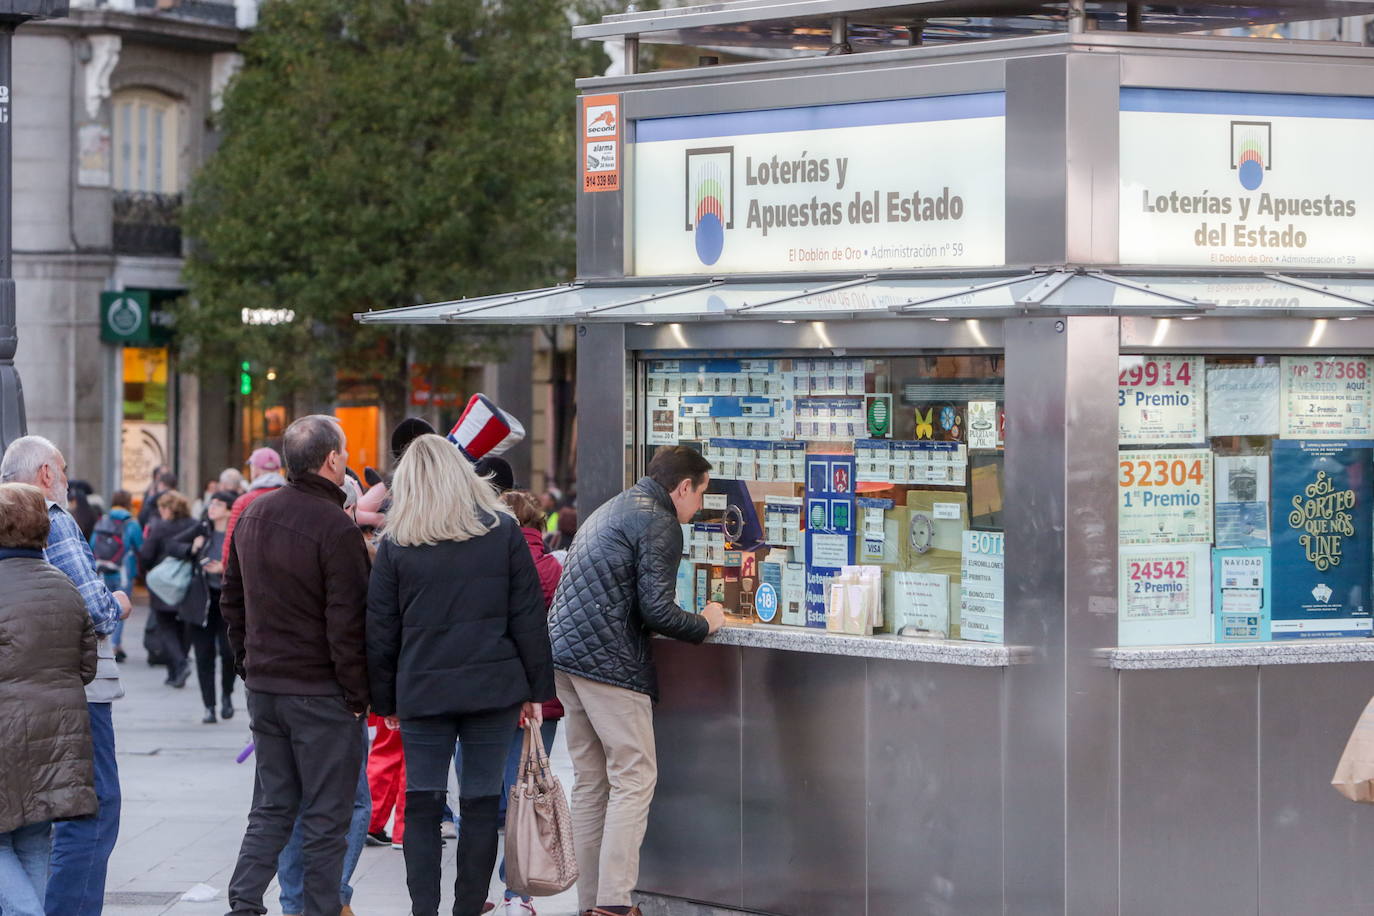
[
  {"xmin": 701, "ymin": 623, "xmax": 1014, "ymax": 666},
  {"xmin": 1105, "ymin": 638, "xmax": 1374, "ymax": 670}
]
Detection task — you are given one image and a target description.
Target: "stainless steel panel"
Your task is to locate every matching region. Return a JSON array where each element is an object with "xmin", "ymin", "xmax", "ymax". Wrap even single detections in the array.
[
  {"xmin": 625, "ymin": 317, "xmax": 1005, "ymax": 352},
  {"xmin": 575, "ymin": 323, "xmax": 627, "ymax": 515},
  {"xmin": 1120, "ymin": 668, "xmax": 1259, "ymax": 916},
  {"xmin": 1078, "ymin": 30, "xmax": 1374, "ymax": 63},
  {"xmin": 1060, "ymin": 318, "xmax": 1121, "ymax": 916},
  {"xmin": 640, "ymin": 642, "xmax": 744, "ymax": 908},
  {"xmin": 1063, "ymin": 53, "xmax": 1120, "ymax": 265},
  {"xmin": 623, "ymin": 58, "xmax": 1006, "ymax": 121},
  {"xmin": 576, "ymin": 183, "xmax": 626, "ymax": 278},
  {"xmin": 1259, "ymin": 663, "xmax": 1374, "ymax": 916},
  {"xmin": 577, "ymin": 99, "xmax": 627, "ymax": 280},
  {"xmin": 1003, "ymin": 317, "xmax": 1069, "ymax": 915},
  {"xmin": 1003, "ymin": 317, "xmax": 1121, "ymax": 915},
  {"xmin": 1005, "ymin": 55, "xmax": 1067, "ymax": 268},
  {"xmin": 1120, "ymin": 316, "xmax": 1374, "ymax": 352},
  {"xmin": 1119, "ymin": 54, "xmax": 1374, "ymax": 96},
  {"xmin": 740, "ymin": 648, "xmax": 866, "ymax": 916},
  {"xmin": 866, "ymin": 661, "xmax": 1005, "ymax": 916},
  {"xmin": 578, "ymin": 33, "xmax": 1074, "ymax": 93}
]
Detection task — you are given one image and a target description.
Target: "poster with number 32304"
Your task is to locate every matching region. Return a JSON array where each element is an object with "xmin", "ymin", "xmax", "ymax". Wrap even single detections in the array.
[{"xmin": 1118, "ymin": 448, "xmax": 1213, "ymax": 545}]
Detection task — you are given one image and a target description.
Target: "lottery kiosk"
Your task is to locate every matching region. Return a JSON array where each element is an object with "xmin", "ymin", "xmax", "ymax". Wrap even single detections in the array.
[{"xmin": 359, "ymin": 3, "xmax": 1374, "ymax": 913}]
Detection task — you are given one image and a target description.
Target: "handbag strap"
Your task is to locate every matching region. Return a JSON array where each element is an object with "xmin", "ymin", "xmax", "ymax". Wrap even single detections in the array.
[
  {"xmin": 520, "ymin": 721, "xmax": 554, "ymax": 787},
  {"xmin": 521, "ymin": 724, "xmax": 543, "ymax": 784}
]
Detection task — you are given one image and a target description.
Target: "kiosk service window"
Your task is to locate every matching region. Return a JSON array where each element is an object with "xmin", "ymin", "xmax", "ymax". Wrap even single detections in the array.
[
  {"xmin": 643, "ymin": 354, "xmax": 1005, "ymax": 644},
  {"xmin": 1119, "ymin": 354, "xmax": 1374, "ymax": 646}
]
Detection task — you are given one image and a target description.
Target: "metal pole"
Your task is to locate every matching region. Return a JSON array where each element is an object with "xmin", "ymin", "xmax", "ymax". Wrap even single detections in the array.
[
  {"xmin": 624, "ymin": 34, "xmax": 639, "ymax": 75},
  {"xmin": 0, "ymin": 22, "xmax": 24, "ymax": 450},
  {"xmin": 0, "ymin": 2, "xmax": 69, "ymax": 451},
  {"xmin": 1067, "ymin": 0, "xmax": 1086, "ymax": 33},
  {"xmin": 827, "ymin": 15, "xmax": 852, "ymax": 55}
]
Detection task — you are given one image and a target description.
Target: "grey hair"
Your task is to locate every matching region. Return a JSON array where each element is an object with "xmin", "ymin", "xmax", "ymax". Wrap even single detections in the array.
[
  {"xmin": 283, "ymin": 415, "xmax": 344, "ymax": 478},
  {"xmin": 0, "ymin": 435, "xmax": 61, "ymax": 484}
]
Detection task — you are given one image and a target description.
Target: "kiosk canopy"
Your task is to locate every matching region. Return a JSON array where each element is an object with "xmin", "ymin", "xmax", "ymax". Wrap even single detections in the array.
[{"xmin": 355, "ymin": 271, "xmax": 1374, "ymax": 326}]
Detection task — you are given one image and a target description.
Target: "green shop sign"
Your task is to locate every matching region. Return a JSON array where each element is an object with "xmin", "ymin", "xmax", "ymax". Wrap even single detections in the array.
[
  {"xmin": 100, "ymin": 290, "xmax": 175, "ymax": 345},
  {"xmin": 100, "ymin": 291, "xmax": 150, "ymax": 344}
]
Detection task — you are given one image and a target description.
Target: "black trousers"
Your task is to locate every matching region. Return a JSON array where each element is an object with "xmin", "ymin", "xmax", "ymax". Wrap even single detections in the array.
[
  {"xmin": 190, "ymin": 590, "xmax": 235, "ymax": 708},
  {"xmin": 226, "ymin": 691, "xmax": 364, "ymax": 916},
  {"xmin": 153, "ymin": 608, "xmax": 187, "ymax": 676}
]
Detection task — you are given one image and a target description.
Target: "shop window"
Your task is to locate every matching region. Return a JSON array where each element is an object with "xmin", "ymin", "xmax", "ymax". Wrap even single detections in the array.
[
  {"xmin": 112, "ymin": 89, "xmax": 182, "ymax": 194},
  {"xmin": 120, "ymin": 347, "xmax": 170, "ymax": 503},
  {"xmin": 641, "ymin": 354, "xmax": 1005, "ymax": 643},
  {"xmin": 1118, "ymin": 355, "xmax": 1374, "ymax": 646}
]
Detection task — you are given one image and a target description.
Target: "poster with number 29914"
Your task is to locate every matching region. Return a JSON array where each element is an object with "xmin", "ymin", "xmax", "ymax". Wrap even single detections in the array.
[{"xmin": 1118, "ymin": 356, "xmax": 1205, "ymax": 445}]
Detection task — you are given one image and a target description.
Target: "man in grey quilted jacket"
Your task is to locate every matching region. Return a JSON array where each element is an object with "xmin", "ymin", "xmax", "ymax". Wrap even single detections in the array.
[{"xmin": 549, "ymin": 446, "xmax": 725, "ymax": 916}]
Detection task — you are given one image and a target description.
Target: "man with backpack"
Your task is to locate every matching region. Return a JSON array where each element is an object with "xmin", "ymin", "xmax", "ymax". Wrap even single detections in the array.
[{"xmin": 91, "ymin": 490, "xmax": 143, "ymax": 664}]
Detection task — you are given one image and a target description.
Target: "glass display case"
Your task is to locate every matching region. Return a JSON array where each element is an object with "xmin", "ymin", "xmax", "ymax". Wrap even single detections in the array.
[
  {"xmin": 1118, "ymin": 353, "xmax": 1374, "ymax": 645},
  {"xmin": 640, "ymin": 353, "xmax": 1006, "ymax": 643}
]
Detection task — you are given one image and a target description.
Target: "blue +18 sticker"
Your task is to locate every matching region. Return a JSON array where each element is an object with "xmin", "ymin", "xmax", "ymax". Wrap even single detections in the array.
[{"xmin": 754, "ymin": 583, "xmax": 779, "ymax": 623}]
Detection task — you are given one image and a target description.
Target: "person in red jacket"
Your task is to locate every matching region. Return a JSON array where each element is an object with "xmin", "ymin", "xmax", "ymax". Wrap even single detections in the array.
[
  {"xmin": 222, "ymin": 448, "xmax": 286, "ymax": 565},
  {"xmin": 493, "ymin": 488, "xmax": 564, "ymax": 914}
]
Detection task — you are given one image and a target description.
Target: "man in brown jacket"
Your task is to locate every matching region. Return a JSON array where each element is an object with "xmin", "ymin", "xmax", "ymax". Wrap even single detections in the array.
[{"xmin": 221, "ymin": 415, "xmax": 371, "ymax": 916}]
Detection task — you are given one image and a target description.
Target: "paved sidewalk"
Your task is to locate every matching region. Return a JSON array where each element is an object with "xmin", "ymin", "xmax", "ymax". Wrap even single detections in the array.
[{"xmin": 103, "ymin": 597, "xmax": 582, "ymax": 916}]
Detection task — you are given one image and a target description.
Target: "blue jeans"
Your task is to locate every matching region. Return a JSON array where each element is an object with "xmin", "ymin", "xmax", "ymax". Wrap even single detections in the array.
[
  {"xmin": 500, "ymin": 721, "xmax": 559, "ymax": 902},
  {"xmin": 46, "ymin": 702, "xmax": 119, "ymax": 916},
  {"xmin": 277, "ymin": 718, "xmax": 371, "ymax": 911},
  {"xmin": 0, "ymin": 821, "xmax": 51, "ymax": 916}
]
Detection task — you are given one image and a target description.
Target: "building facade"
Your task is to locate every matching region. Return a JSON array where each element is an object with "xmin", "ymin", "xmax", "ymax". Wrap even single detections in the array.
[
  {"xmin": 14, "ymin": 0, "xmax": 575, "ymax": 503},
  {"xmin": 15, "ymin": 0, "xmax": 250, "ymax": 499}
]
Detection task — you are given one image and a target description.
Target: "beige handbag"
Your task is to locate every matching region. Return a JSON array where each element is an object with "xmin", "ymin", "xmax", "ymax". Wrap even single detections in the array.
[
  {"xmin": 505, "ymin": 724, "xmax": 578, "ymax": 895},
  {"xmin": 1332, "ymin": 696, "xmax": 1374, "ymax": 802}
]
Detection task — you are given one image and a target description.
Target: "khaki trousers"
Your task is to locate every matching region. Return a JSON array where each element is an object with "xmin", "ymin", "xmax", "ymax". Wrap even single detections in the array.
[{"xmin": 555, "ymin": 670, "xmax": 657, "ymax": 911}]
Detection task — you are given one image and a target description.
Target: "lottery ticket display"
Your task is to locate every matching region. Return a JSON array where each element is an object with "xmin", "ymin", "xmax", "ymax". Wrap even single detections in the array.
[
  {"xmin": 642, "ymin": 354, "xmax": 1004, "ymax": 642},
  {"xmin": 1120, "ymin": 354, "xmax": 1374, "ymax": 645}
]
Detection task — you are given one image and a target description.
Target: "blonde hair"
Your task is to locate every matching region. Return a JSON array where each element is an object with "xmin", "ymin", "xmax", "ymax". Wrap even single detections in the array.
[{"xmin": 384, "ymin": 434, "xmax": 510, "ymax": 547}]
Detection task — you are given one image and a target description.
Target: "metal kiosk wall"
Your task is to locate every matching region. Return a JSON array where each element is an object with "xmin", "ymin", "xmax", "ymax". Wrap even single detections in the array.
[{"xmin": 358, "ymin": 9, "xmax": 1374, "ymax": 914}]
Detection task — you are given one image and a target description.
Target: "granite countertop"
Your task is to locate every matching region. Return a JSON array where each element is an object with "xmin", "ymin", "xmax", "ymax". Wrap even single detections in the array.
[
  {"xmin": 1105, "ymin": 638, "xmax": 1374, "ymax": 670},
  {"xmin": 703, "ymin": 623, "xmax": 1016, "ymax": 666}
]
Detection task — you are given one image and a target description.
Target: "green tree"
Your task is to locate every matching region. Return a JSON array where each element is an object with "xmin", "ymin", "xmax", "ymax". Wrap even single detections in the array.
[{"xmin": 180, "ymin": 0, "xmax": 608, "ymax": 411}]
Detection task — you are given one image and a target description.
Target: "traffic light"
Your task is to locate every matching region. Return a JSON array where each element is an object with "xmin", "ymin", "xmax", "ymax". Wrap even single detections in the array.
[{"xmin": 240, "ymin": 360, "xmax": 252, "ymax": 395}]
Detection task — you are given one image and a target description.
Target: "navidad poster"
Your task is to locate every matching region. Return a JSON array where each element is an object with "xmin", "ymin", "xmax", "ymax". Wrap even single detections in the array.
[{"xmin": 1270, "ymin": 440, "xmax": 1374, "ymax": 638}]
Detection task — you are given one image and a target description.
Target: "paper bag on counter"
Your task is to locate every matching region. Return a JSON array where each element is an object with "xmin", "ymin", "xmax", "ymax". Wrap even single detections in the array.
[
  {"xmin": 1333, "ymin": 696, "xmax": 1374, "ymax": 803},
  {"xmin": 844, "ymin": 565, "xmax": 883, "ymax": 629},
  {"xmin": 842, "ymin": 583, "xmax": 871, "ymax": 636}
]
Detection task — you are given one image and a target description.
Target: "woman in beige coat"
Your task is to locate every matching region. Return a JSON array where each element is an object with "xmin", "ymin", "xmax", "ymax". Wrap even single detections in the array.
[{"xmin": 0, "ymin": 483, "xmax": 97, "ymax": 916}]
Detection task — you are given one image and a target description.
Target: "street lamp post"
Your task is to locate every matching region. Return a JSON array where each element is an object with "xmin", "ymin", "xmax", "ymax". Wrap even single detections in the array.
[{"xmin": 0, "ymin": 0, "xmax": 68, "ymax": 450}]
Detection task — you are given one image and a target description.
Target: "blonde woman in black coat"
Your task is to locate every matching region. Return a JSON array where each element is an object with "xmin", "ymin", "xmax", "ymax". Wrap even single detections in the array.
[{"xmin": 366, "ymin": 435, "xmax": 554, "ymax": 916}]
